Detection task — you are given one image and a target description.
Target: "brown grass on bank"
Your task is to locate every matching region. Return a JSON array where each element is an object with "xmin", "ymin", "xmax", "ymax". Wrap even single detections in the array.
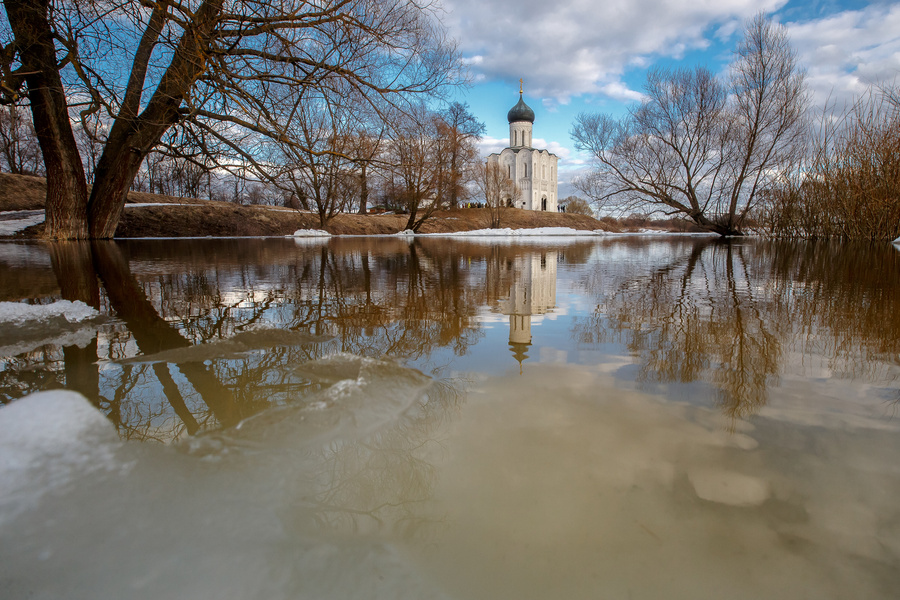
[{"xmin": 1, "ymin": 172, "xmax": 612, "ymax": 238}]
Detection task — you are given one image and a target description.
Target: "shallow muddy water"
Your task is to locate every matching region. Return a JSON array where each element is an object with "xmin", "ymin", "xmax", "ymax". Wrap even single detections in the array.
[{"xmin": 1, "ymin": 236, "xmax": 899, "ymax": 599}]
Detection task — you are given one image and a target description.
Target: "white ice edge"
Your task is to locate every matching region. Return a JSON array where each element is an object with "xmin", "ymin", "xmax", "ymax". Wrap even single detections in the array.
[
  {"xmin": 290, "ymin": 229, "xmax": 333, "ymax": 237},
  {"xmin": 392, "ymin": 227, "xmax": 717, "ymax": 238},
  {"xmin": 0, "ymin": 300, "xmax": 100, "ymax": 325}
]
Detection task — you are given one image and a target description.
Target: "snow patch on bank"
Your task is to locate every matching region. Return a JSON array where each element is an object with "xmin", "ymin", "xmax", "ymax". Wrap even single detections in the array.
[
  {"xmin": 0, "ymin": 210, "xmax": 44, "ymax": 235},
  {"xmin": 420, "ymin": 227, "xmax": 601, "ymax": 237},
  {"xmin": 389, "ymin": 227, "xmax": 718, "ymax": 239}
]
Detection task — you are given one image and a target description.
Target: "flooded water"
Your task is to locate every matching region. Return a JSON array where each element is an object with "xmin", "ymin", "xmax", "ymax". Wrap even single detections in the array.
[{"xmin": 1, "ymin": 236, "xmax": 899, "ymax": 599}]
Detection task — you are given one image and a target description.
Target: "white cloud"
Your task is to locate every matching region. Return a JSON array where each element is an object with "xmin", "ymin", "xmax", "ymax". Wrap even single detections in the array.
[
  {"xmin": 599, "ymin": 82, "xmax": 645, "ymax": 103},
  {"xmin": 441, "ymin": 0, "xmax": 786, "ymax": 102},
  {"xmin": 478, "ymin": 136, "xmax": 508, "ymax": 157},
  {"xmin": 786, "ymin": 5, "xmax": 900, "ymax": 106}
]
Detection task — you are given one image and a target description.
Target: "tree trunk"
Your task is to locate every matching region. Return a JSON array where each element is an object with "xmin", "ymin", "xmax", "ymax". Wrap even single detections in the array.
[
  {"xmin": 358, "ymin": 164, "xmax": 368, "ymax": 214},
  {"xmin": 87, "ymin": 0, "xmax": 224, "ymax": 238},
  {"xmin": 6, "ymin": 0, "xmax": 89, "ymax": 239}
]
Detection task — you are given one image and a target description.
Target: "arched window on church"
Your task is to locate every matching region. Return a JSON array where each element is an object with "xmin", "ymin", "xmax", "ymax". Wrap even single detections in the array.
[
  {"xmin": 524, "ymin": 163, "xmax": 528, "ymax": 177},
  {"xmin": 507, "ymin": 165, "xmax": 511, "ymax": 177}
]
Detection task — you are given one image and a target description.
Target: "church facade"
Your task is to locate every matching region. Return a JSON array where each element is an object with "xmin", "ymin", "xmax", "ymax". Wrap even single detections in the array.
[{"xmin": 486, "ymin": 88, "xmax": 559, "ymax": 212}]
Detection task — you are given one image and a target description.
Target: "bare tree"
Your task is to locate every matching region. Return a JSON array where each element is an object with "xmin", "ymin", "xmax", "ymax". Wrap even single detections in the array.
[
  {"xmin": 381, "ymin": 105, "xmax": 445, "ymax": 231},
  {"xmin": 475, "ymin": 161, "xmax": 520, "ymax": 228},
  {"xmin": 350, "ymin": 125, "xmax": 386, "ymax": 215},
  {"xmin": 560, "ymin": 195, "xmax": 593, "ymax": 216},
  {"xmin": 437, "ymin": 102, "xmax": 485, "ymax": 208},
  {"xmin": 0, "ymin": 103, "xmax": 41, "ymax": 174},
  {"xmin": 1, "ymin": 0, "xmax": 460, "ymax": 239},
  {"xmin": 572, "ymin": 13, "xmax": 806, "ymax": 236},
  {"xmin": 251, "ymin": 87, "xmax": 363, "ymax": 227}
]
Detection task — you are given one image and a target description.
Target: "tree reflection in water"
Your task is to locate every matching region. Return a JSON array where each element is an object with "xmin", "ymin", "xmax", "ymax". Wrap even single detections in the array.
[
  {"xmin": 0, "ymin": 238, "xmax": 509, "ymax": 441},
  {"xmin": 1, "ymin": 236, "xmax": 897, "ymax": 440},
  {"xmin": 574, "ymin": 238, "xmax": 900, "ymax": 419}
]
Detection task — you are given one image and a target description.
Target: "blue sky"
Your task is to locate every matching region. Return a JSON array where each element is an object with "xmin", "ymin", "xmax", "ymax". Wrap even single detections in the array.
[{"xmin": 441, "ymin": 0, "xmax": 900, "ymax": 197}]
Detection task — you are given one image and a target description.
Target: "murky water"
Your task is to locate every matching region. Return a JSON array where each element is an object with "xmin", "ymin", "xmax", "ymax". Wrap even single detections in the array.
[{"xmin": 1, "ymin": 236, "xmax": 899, "ymax": 599}]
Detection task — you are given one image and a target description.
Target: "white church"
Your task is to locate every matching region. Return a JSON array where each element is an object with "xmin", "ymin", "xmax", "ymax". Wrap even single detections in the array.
[{"xmin": 486, "ymin": 84, "xmax": 559, "ymax": 211}]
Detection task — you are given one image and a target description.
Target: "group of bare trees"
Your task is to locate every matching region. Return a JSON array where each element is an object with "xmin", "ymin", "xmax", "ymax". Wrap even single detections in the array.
[
  {"xmin": 474, "ymin": 162, "xmax": 521, "ymax": 228},
  {"xmin": 0, "ymin": 104, "xmax": 41, "ymax": 175},
  {"xmin": 573, "ymin": 14, "xmax": 807, "ymax": 237},
  {"xmin": 573, "ymin": 12, "xmax": 899, "ymax": 241},
  {"xmin": 1, "ymin": 0, "xmax": 464, "ymax": 239},
  {"xmin": 573, "ymin": 14, "xmax": 807, "ymax": 236},
  {"xmin": 758, "ymin": 87, "xmax": 900, "ymax": 240}
]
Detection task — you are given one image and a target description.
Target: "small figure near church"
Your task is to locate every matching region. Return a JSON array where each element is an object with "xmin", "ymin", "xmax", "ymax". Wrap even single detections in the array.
[{"xmin": 486, "ymin": 80, "xmax": 559, "ymax": 212}]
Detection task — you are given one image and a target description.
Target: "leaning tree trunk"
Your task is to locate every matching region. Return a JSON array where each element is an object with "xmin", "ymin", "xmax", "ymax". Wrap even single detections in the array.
[
  {"xmin": 5, "ymin": 0, "xmax": 90, "ymax": 239},
  {"xmin": 87, "ymin": 0, "xmax": 224, "ymax": 238}
]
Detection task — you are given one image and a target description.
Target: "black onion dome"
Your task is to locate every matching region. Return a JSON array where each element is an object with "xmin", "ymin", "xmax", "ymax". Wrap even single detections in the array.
[{"xmin": 507, "ymin": 93, "xmax": 535, "ymax": 123}]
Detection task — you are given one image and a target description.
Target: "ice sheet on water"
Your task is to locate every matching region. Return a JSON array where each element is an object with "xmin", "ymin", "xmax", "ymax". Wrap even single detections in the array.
[
  {"xmin": 212, "ymin": 353, "xmax": 432, "ymax": 449},
  {"xmin": 0, "ymin": 325, "xmax": 98, "ymax": 358},
  {"xmin": 0, "ymin": 299, "xmax": 99, "ymax": 325},
  {"xmin": 0, "ymin": 358, "xmax": 447, "ymax": 600},
  {"xmin": 291, "ymin": 228, "xmax": 332, "ymax": 237},
  {"xmin": 118, "ymin": 328, "xmax": 329, "ymax": 364},
  {"xmin": 0, "ymin": 391, "xmax": 123, "ymax": 525},
  {"xmin": 0, "ymin": 300, "xmax": 104, "ymax": 357}
]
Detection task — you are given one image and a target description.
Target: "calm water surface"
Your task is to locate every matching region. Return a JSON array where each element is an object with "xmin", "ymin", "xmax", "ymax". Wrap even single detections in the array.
[{"xmin": 1, "ymin": 236, "xmax": 899, "ymax": 599}]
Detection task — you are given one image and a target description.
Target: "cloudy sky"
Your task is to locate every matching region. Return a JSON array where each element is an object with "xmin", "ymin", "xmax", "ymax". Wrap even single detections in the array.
[{"xmin": 439, "ymin": 0, "xmax": 900, "ymax": 196}]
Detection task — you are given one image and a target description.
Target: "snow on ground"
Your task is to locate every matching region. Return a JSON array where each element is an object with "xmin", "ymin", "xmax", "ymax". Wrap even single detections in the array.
[
  {"xmin": 0, "ymin": 210, "xmax": 44, "ymax": 236},
  {"xmin": 417, "ymin": 227, "xmax": 601, "ymax": 237},
  {"xmin": 393, "ymin": 227, "xmax": 717, "ymax": 239},
  {"xmin": 124, "ymin": 202, "xmax": 200, "ymax": 208}
]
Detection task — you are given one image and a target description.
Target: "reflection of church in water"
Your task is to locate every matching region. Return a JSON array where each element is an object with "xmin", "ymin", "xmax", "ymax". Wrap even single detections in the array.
[{"xmin": 489, "ymin": 251, "xmax": 558, "ymax": 371}]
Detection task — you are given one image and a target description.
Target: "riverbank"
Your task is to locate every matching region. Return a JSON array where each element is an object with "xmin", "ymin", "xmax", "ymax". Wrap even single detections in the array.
[{"xmin": 0, "ymin": 172, "xmax": 697, "ymax": 238}]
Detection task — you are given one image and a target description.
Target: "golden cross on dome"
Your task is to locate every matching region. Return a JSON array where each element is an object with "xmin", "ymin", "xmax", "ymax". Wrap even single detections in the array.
[{"xmin": 519, "ymin": 78, "xmax": 524, "ymax": 94}]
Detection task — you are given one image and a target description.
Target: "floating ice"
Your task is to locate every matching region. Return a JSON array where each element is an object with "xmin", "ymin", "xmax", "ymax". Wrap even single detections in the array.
[
  {"xmin": 0, "ymin": 300, "xmax": 103, "ymax": 357},
  {"xmin": 687, "ymin": 468, "xmax": 771, "ymax": 507},
  {"xmin": 0, "ymin": 325, "xmax": 98, "ymax": 358},
  {"xmin": 119, "ymin": 328, "xmax": 328, "ymax": 364},
  {"xmin": 225, "ymin": 353, "xmax": 432, "ymax": 443},
  {"xmin": 0, "ymin": 299, "xmax": 99, "ymax": 325},
  {"xmin": 0, "ymin": 391, "xmax": 121, "ymax": 524},
  {"xmin": 292, "ymin": 229, "xmax": 332, "ymax": 237}
]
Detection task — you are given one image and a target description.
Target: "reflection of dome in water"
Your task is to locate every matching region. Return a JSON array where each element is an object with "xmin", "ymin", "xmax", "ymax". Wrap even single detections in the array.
[{"xmin": 509, "ymin": 341, "xmax": 531, "ymax": 374}]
